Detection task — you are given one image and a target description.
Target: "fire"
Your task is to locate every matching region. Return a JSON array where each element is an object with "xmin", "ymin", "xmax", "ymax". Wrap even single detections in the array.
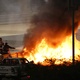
[{"xmin": 21, "ymin": 35, "xmax": 80, "ymax": 65}]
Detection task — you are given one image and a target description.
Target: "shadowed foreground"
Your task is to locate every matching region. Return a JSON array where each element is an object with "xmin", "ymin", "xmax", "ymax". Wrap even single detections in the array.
[
  {"xmin": 0, "ymin": 57, "xmax": 80, "ymax": 80},
  {"xmin": 29, "ymin": 61, "xmax": 80, "ymax": 80}
]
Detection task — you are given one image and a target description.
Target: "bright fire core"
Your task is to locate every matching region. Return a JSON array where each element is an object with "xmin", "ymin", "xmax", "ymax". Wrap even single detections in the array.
[{"xmin": 22, "ymin": 35, "xmax": 80, "ymax": 65}]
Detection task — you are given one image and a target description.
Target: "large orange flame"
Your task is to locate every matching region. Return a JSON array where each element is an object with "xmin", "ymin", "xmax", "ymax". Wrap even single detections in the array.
[{"xmin": 21, "ymin": 35, "xmax": 80, "ymax": 65}]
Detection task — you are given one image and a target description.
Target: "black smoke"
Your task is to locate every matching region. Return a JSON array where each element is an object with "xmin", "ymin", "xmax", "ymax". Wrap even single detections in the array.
[{"xmin": 24, "ymin": 0, "xmax": 80, "ymax": 52}]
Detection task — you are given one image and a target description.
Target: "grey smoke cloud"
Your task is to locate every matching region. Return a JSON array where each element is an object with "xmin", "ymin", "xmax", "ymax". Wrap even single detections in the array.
[{"xmin": 0, "ymin": 0, "xmax": 45, "ymax": 24}]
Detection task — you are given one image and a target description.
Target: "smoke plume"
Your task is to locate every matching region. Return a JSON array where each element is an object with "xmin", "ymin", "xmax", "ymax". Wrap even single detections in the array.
[{"xmin": 24, "ymin": 0, "xmax": 80, "ymax": 52}]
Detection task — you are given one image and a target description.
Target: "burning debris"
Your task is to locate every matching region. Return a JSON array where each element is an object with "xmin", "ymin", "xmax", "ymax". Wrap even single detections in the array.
[{"xmin": 7, "ymin": 0, "xmax": 80, "ymax": 66}]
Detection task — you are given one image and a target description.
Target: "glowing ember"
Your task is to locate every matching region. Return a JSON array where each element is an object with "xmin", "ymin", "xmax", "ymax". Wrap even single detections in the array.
[{"xmin": 21, "ymin": 35, "xmax": 80, "ymax": 65}]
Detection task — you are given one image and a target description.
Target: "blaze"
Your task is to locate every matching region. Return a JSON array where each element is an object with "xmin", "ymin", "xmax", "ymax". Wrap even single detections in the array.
[{"xmin": 22, "ymin": 35, "xmax": 80, "ymax": 65}]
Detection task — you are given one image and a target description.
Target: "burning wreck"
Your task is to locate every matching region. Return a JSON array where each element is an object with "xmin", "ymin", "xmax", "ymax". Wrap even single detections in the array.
[{"xmin": 3, "ymin": 0, "xmax": 80, "ymax": 66}]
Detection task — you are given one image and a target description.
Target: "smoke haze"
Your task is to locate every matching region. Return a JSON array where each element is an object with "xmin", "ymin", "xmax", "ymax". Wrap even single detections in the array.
[
  {"xmin": 0, "ymin": 0, "xmax": 45, "ymax": 24},
  {"xmin": 24, "ymin": 0, "xmax": 80, "ymax": 51}
]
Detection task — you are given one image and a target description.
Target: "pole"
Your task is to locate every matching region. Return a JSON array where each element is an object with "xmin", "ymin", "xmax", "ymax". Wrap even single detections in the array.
[{"xmin": 72, "ymin": 0, "xmax": 75, "ymax": 65}]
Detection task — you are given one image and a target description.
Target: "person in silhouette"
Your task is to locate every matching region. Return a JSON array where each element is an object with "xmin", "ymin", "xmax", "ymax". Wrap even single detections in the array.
[
  {"xmin": 0, "ymin": 38, "xmax": 4, "ymax": 54},
  {"xmin": 3, "ymin": 42, "xmax": 15, "ymax": 54}
]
